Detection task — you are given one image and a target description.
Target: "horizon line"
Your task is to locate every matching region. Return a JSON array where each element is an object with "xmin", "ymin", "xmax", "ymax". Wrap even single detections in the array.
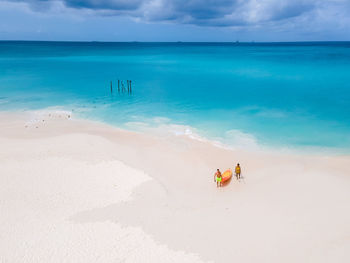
[{"xmin": 1, "ymin": 40, "xmax": 350, "ymax": 44}]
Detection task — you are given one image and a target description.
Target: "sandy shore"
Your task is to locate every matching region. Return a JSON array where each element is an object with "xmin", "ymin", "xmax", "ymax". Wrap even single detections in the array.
[{"xmin": 1, "ymin": 110, "xmax": 350, "ymax": 263}]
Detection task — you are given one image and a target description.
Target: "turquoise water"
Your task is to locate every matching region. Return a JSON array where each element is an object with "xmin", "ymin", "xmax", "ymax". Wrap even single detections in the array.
[{"xmin": 1, "ymin": 41, "xmax": 350, "ymax": 152}]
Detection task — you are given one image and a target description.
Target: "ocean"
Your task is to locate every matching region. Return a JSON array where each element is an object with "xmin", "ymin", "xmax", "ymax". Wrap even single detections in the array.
[{"xmin": 1, "ymin": 41, "xmax": 350, "ymax": 152}]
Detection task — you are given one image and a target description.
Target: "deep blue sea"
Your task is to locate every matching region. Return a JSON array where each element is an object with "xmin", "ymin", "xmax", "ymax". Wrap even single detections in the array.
[{"xmin": 1, "ymin": 41, "xmax": 350, "ymax": 152}]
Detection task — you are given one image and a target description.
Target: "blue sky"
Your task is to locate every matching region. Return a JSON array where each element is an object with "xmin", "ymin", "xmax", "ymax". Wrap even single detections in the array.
[{"xmin": 0, "ymin": 0, "xmax": 349, "ymax": 41}]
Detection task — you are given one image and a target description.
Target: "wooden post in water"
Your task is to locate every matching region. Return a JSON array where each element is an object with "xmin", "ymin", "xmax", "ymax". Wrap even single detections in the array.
[
  {"xmin": 118, "ymin": 80, "xmax": 120, "ymax": 93},
  {"xmin": 110, "ymin": 81, "xmax": 113, "ymax": 93},
  {"xmin": 121, "ymin": 81, "xmax": 124, "ymax": 92},
  {"xmin": 127, "ymin": 80, "xmax": 130, "ymax": 93},
  {"xmin": 130, "ymin": 80, "xmax": 132, "ymax": 93}
]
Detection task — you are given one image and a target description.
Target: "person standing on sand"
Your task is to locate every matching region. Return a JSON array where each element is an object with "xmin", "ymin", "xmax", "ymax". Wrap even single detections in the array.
[
  {"xmin": 235, "ymin": 163, "xmax": 241, "ymax": 180},
  {"xmin": 214, "ymin": 169, "xmax": 222, "ymax": 187}
]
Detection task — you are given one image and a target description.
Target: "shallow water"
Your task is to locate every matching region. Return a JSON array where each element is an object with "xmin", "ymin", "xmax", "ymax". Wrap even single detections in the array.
[{"xmin": 1, "ymin": 41, "xmax": 350, "ymax": 152}]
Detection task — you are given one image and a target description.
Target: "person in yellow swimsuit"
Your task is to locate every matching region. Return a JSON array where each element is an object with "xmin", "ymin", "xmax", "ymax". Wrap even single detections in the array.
[
  {"xmin": 214, "ymin": 169, "xmax": 222, "ymax": 187},
  {"xmin": 235, "ymin": 163, "xmax": 241, "ymax": 180}
]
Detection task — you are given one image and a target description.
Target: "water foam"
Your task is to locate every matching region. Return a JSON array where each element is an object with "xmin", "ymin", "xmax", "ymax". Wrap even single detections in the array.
[{"xmin": 124, "ymin": 116, "xmax": 260, "ymax": 151}]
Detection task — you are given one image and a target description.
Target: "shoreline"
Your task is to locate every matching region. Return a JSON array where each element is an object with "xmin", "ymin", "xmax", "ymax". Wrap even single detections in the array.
[
  {"xmin": 1, "ymin": 110, "xmax": 350, "ymax": 262},
  {"xmin": 2, "ymin": 108, "xmax": 349, "ymax": 157}
]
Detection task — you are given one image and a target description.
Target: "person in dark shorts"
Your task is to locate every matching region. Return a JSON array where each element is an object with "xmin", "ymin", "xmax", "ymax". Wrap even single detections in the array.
[{"xmin": 235, "ymin": 163, "xmax": 241, "ymax": 180}]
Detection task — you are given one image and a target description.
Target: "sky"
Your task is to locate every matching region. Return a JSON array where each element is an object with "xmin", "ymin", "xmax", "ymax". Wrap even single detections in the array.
[{"xmin": 0, "ymin": 0, "xmax": 349, "ymax": 42}]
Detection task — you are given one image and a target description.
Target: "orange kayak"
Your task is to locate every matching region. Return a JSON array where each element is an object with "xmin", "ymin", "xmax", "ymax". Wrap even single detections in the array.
[{"xmin": 221, "ymin": 169, "xmax": 232, "ymax": 183}]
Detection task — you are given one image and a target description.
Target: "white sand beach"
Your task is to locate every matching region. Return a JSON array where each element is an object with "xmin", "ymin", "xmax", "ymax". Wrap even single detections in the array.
[{"xmin": 1, "ymin": 110, "xmax": 350, "ymax": 263}]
